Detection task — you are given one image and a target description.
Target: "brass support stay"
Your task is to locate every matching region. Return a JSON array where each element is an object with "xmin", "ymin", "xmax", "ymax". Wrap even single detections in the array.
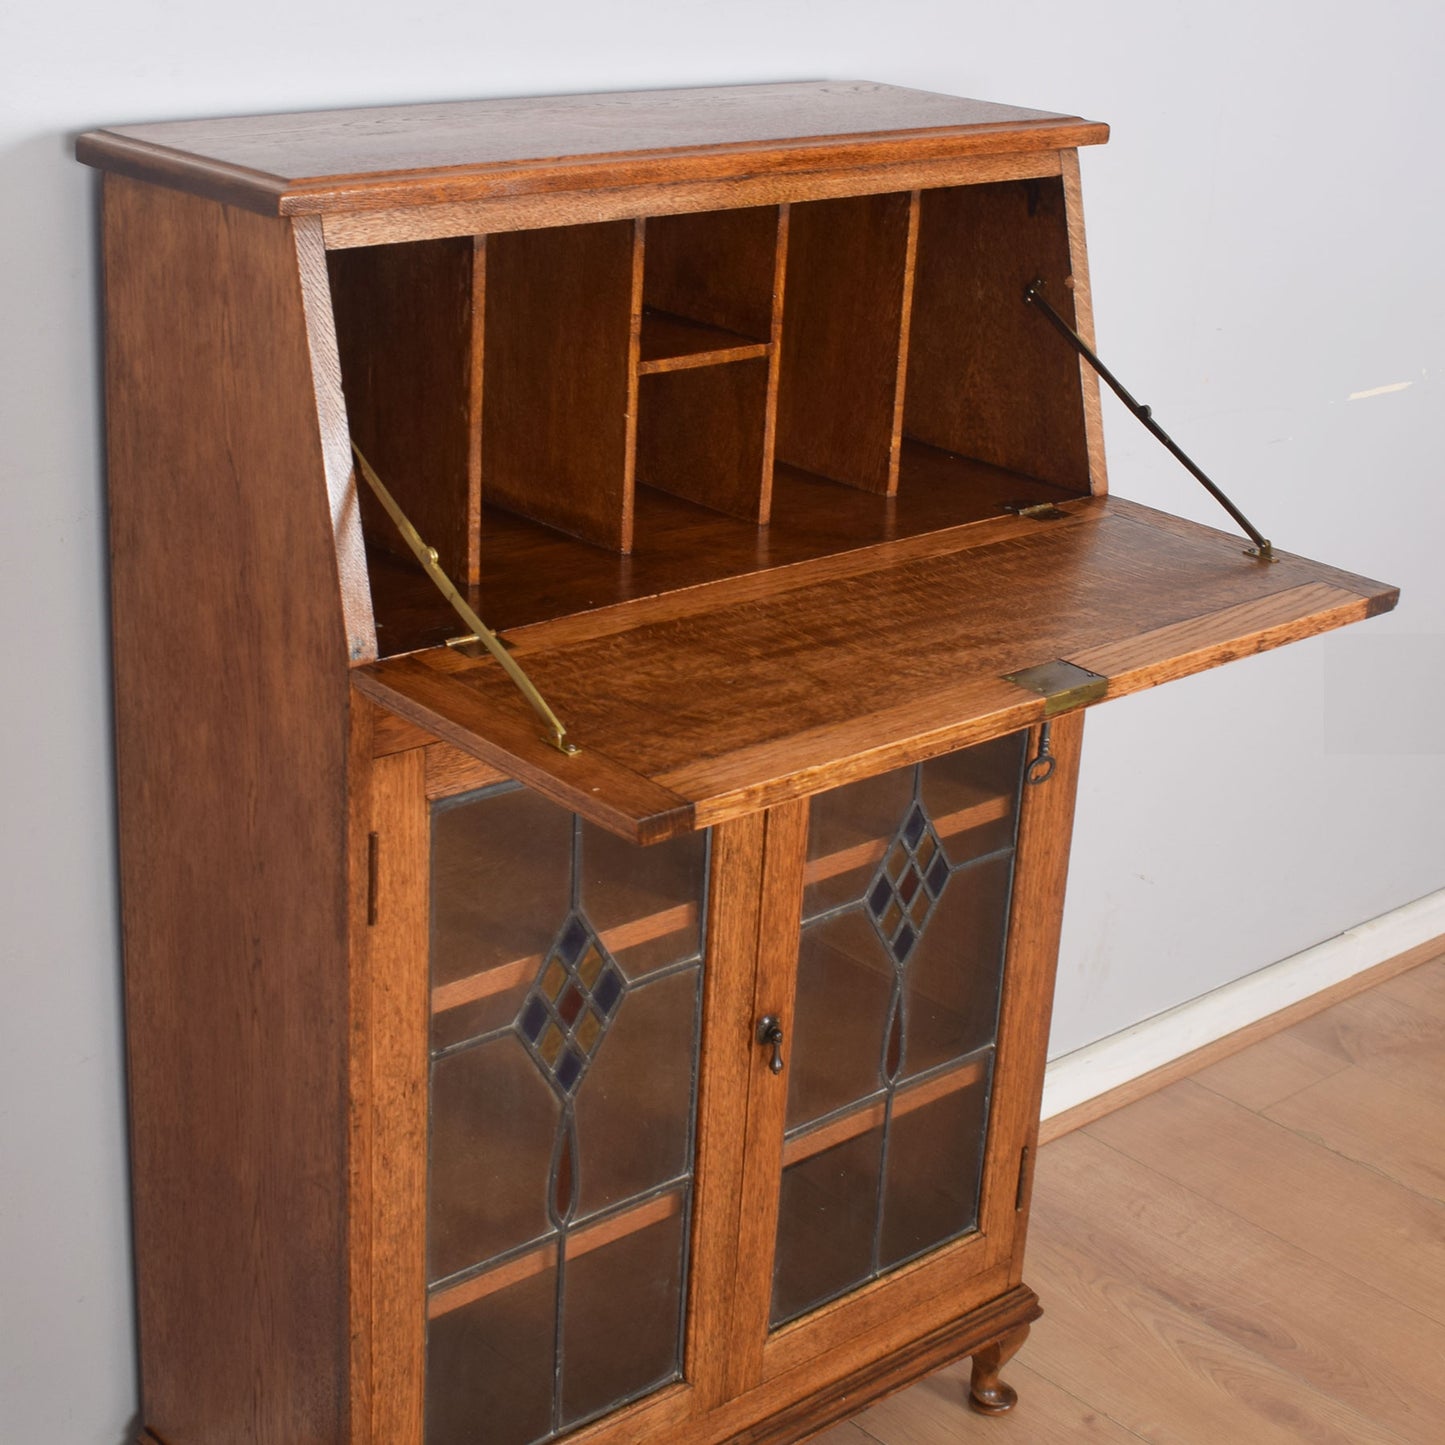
[
  {"xmin": 351, "ymin": 442, "xmax": 580, "ymax": 756},
  {"xmin": 1023, "ymin": 279, "xmax": 1278, "ymax": 562}
]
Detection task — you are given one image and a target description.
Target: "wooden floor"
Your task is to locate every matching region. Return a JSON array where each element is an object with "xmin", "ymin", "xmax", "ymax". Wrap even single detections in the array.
[{"xmin": 816, "ymin": 953, "xmax": 1445, "ymax": 1445}]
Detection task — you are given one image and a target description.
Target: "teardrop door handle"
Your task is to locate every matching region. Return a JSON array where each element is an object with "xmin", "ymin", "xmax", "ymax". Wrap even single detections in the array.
[{"xmin": 757, "ymin": 1016, "xmax": 786, "ymax": 1075}]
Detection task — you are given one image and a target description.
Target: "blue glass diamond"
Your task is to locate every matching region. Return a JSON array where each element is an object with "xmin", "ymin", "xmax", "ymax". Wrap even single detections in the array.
[
  {"xmin": 556, "ymin": 1049, "xmax": 584, "ymax": 1092},
  {"xmin": 519, "ymin": 996, "xmax": 548, "ymax": 1042},
  {"xmin": 868, "ymin": 876, "xmax": 894, "ymax": 918},
  {"xmin": 893, "ymin": 922, "xmax": 917, "ymax": 961},
  {"xmin": 558, "ymin": 915, "xmax": 589, "ymax": 964},
  {"xmin": 903, "ymin": 806, "xmax": 926, "ymax": 847},
  {"xmin": 925, "ymin": 854, "xmax": 949, "ymax": 896},
  {"xmin": 593, "ymin": 966, "xmax": 623, "ymax": 1016}
]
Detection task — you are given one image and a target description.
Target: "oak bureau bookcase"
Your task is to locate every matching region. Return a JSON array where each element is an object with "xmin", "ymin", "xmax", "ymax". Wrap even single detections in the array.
[{"xmin": 78, "ymin": 81, "xmax": 1397, "ymax": 1445}]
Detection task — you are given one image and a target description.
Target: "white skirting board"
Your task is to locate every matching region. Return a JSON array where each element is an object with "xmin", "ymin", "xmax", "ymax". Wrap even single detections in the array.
[{"xmin": 1040, "ymin": 887, "xmax": 1445, "ymax": 1121}]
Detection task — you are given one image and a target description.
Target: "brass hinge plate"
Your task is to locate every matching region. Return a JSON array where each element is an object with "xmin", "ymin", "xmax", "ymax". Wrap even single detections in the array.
[
  {"xmin": 1003, "ymin": 500, "xmax": 1070, "ymax": 521},
  {"xmin": 1003, "ymin": 659, "xmax": 1108, "ymax": 715}
]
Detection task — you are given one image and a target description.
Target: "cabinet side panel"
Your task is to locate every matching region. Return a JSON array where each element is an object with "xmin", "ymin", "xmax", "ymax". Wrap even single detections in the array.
[
  {"xmin": 103, "ymin": 175, "xmax": 353, "ymax": 1444},
  {"xmin": 905, "ymin": 175, "xmax": 1091, "ymax": 491},
  {"xmin": 1060, "ymin": 149, "xmax": 1108, "ymax": 495},
  {"xmin": 978, "ymin": 712, "xmax": 1085, "ymax": 1277}
]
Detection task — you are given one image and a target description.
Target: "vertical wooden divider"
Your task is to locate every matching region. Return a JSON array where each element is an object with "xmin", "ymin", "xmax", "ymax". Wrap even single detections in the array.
[
  {"xmin": 726, "ymin": 798, "xmax": 811, "ymax": 1396},
  {"xmin": 775, "ymin": 191, "xmax": 918, "ymax": 495},
  {"xmin": 685, "ymin": 811, "xmax": 769, "ymax": 1412},
  {"xmin": 483, "ymin": 218, "xmax": 642, "ymax": 552},
  {"xmin": 328, "ymin": 237, "xmax": 482, "ymax": 583},
  {"xmin": 635, "ymin": 206, "xmax": 785, "ymax": 526}
]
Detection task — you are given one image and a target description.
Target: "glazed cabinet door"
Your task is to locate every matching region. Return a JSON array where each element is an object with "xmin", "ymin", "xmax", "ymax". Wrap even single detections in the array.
[
  {"xmin": 727, "ymin": 719, "xmax": 1082, "ymax": 1397},
  {"xmin": 357, "ymin": 745, "xmax": 728, "ymax": 1445}
]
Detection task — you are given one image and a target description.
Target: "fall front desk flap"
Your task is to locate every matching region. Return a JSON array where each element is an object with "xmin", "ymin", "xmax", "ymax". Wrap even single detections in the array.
[{"xmin": 354, "ymin": 494, "xmax": 1396, "ymax": 843}]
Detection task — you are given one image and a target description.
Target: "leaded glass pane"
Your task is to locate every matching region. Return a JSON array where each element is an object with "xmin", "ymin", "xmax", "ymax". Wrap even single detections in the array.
[
  {"xmin": 427, "ymin": 785, "xmax": 709, "ymax": 1442},
  {"xmin": 560, "ymin": 1194, "xmax": 688, "ymax": 1428},
  {"xmin": 771, "ymin": 734, "xmax": 1024, "ymax": 1329}
]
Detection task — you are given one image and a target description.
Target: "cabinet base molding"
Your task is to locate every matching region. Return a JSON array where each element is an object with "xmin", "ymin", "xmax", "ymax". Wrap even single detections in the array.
[{"xmin": 731, "ymin": 1286, "xmax": 1042, "ymax": 1444}]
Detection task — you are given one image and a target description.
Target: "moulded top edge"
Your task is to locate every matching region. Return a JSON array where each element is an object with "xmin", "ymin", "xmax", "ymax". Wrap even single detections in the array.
[{"xmin": 75, "ymin": 79, "xmax": 1109, "ymax": 217}]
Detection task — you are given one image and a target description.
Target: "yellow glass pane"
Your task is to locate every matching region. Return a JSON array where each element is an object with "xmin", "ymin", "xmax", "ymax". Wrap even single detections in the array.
[
  {"xmin": 540, "ymin": 1024, "xmax": 566, "ymax": 1065},
  {"xmin": 542, "ymin": 959, "xmax": 568, "ymax": 1001}
]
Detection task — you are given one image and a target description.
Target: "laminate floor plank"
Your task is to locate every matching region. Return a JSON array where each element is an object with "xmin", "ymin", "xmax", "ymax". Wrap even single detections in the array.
[
  {"xmin": 1263, "ymin": 1066, "xmax": 1445, "ymax": 1202},
  {"xmin": 1192, "ymin": 1028, "xmax": 1350, "ymax": 1112},
  {"xmin": 843, "ymin": 1357, "xmax": 1146, "ymax": 1444},
  {"xmin": 1288, "ymin": 967, "xmax": 1445, "ymax": 1107},
  {"xmin": 833, "ymin": 958, "xmax": 1445, "ymax": 1443},
  {"xmin": 1024, "ymin": 1229, "xmax": 1410, "ymax": 1445},
  {"xmin": 1083, "ymin": 1078, "xmax": 1445, "ymax": 1326},
  {"xmin": 809, "ymin": 1423, "xmax": 878, "ymax": 1444},
  {"xmin": 1032, "ymin": 1130, "xmax": 1445, "ymax": 1440}
]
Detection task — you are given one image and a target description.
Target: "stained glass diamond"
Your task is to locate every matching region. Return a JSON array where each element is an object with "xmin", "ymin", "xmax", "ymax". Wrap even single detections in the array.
[
  {"xmin": 516, "ymin": 911, "xmax": 629, "ymax": 1097},
  {"xmin": 865, "ymin": 797, "xmax": 951, "ymax": 966}
]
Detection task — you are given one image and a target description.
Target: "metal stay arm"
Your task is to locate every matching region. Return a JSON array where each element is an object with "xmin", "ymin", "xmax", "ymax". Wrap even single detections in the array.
[
  {"xmin": 1023, "ymin": 279, "xmax": 1276, "ymax": 561},
  {"xmin": 351, "ymin": 441, "xmax": 580, "ymax": 756}
]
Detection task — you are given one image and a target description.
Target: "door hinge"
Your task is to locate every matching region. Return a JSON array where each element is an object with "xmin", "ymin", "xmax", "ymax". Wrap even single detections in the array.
[
  {"xmin": 1015, "ymin": 1144, "xmax": 1033, "ymax": 1212},
  {"xmin": 366, "ymin": 831, "xmax": 380, "ymax": 927}
]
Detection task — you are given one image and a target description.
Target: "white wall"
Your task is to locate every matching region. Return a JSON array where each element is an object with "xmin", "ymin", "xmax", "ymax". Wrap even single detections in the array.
[{"xmin": 2, "ymin": 2, "xmax": 1440, "ymax": 1438}]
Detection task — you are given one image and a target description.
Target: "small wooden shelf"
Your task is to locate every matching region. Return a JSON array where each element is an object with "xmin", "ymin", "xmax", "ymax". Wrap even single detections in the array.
[
  {"xmin": 431, "ymin": 904, "xmax": 698, "ymax": 1016},
  {"xmin": 637, "ymin": 309, "xmax": 770, "ymax": 373},
  {"xmin": 428, "ymin": 1190, "xmax": 685, "ymax": 1318},
  {"xmin": 781, "ymin": 1055, "xmax": 988, "ymax": 1167}
]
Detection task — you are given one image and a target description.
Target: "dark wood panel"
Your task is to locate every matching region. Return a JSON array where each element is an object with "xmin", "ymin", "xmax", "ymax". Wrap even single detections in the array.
[
  {"xmin": 357, "ymin": 497, "xmax": 1394, "ymax": 840},
  {"xmin": 644, "ymin": 205, "xmax": 780, "ymax": 342},
  {"xmin": 636, "ymin": 359, "xmax": 772, "ymax": 522},
  {"xmin": 103, "ymin": 175, "xmax": 352, "ymax": 1444},
  {"xmin": 328, "ymin": 237, "xmax": 480, "ymax": 582},
  {"xmin": 906, "ymin": 177, "xmax": 1091, "ymax": 490},
  {"xmin": 76, "ymin": 82, "xmax": 1108, "ymax": 216},
  {"xmin": 482, "ymin": 220, "xmax": 641, "ymax": 550},
  {"xmin": 367, "ymin": 443, "xmax": 1081, "ymax": 653},
  {"xmin": 776, "ymin": 192, "xmax": 916, "ymax": 494}
]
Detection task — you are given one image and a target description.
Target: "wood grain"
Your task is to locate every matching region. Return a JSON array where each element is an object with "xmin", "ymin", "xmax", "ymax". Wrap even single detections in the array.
[
  {"xmin": 360, "ymin": 498, "xmax": 1394, "ymax": 840},
  {"xmin": 328, "ymin": 237, "xmax": 480, "ymax": 582},
  {"xmin": 687, "ymin": 813, "xmax": 769, "ymax": 1410},
  {"xmin": 1042, "ymin": 1127, "xmax": 1445, "ymax": 1441},
  {"xmin": 482, "ymin": 218, "xmax": 641, "ymax": 550},
  {"xmin": 776, "ymin": 191, "xmax": 916, "ymax": 494},
  {"xmin": 318, "ymin": 147, "xmax": 1065, "ymax": 249},
  {"xmin": 1086, "ymin": 1080, "xmax": 1445, "ymax": 1327},
  {"xmin": 357, "ymin": 747, "xmax": 429, "ymax": 1445},
  {"xmin": 366, "ymin": 445, "xmax": 1086, "ymax": 654},
  {"xmin": 644, "ymin": 204, "xmax": 779, "ymax": 343},
  {"xmin": 1060, "ymin": 148, "xmax": 1108, "ymax": 495},
  {"xmin": 77, "ymin": 80, "xmax": 1108, "ymax": 218},
  {"xmin": 103, "ymin": 175, "xmax": 353, "ymax": 1444},
  {"xmin": 905, "ymin": 176, "xmax": 1091, "ymax": 491},
  {"xmin": 293, "ymin": 214, "xmax": 377, "ymax": 660},
  {"xmin": 636, "ymin": 357, "xmax": 772, "ymax": 522},
  {"xmin": 982, "ymin": 714, "xmax": 1084, "ymax": 1284}
]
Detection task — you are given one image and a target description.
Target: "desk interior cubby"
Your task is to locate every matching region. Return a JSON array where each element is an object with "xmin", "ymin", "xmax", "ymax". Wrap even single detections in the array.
[{"xmin": 327, "ymin": 175, "xmax": 1095, "ymax": 654}]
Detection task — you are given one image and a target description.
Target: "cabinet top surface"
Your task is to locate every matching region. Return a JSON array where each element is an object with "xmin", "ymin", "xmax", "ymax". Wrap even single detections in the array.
[{"xmin": 76, "ymin": 79, "xmax": 1107, "ymax": 217}]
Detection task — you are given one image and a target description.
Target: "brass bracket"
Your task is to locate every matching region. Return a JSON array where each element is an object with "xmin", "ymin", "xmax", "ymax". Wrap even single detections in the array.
[
  {"xmin": 1003, "ymin": 660, "xmax": 1108, "ymax": 716},
  {"xmin": 351, "ymin": 442, "xmax": 580, "ymax": 756},
  {"xmin": 1003, "ymin": 500, "xmax": 1070, "ymax": 521},
  {"xmin": 1024, "ymin": 278, "xmax": 1279, "ymax": 563}
]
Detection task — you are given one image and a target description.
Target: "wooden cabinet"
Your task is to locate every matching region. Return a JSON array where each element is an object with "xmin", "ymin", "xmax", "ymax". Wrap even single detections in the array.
[{"xmin": 79, "ymin": 81, "xmax": 1397, "ymax": 1445}]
